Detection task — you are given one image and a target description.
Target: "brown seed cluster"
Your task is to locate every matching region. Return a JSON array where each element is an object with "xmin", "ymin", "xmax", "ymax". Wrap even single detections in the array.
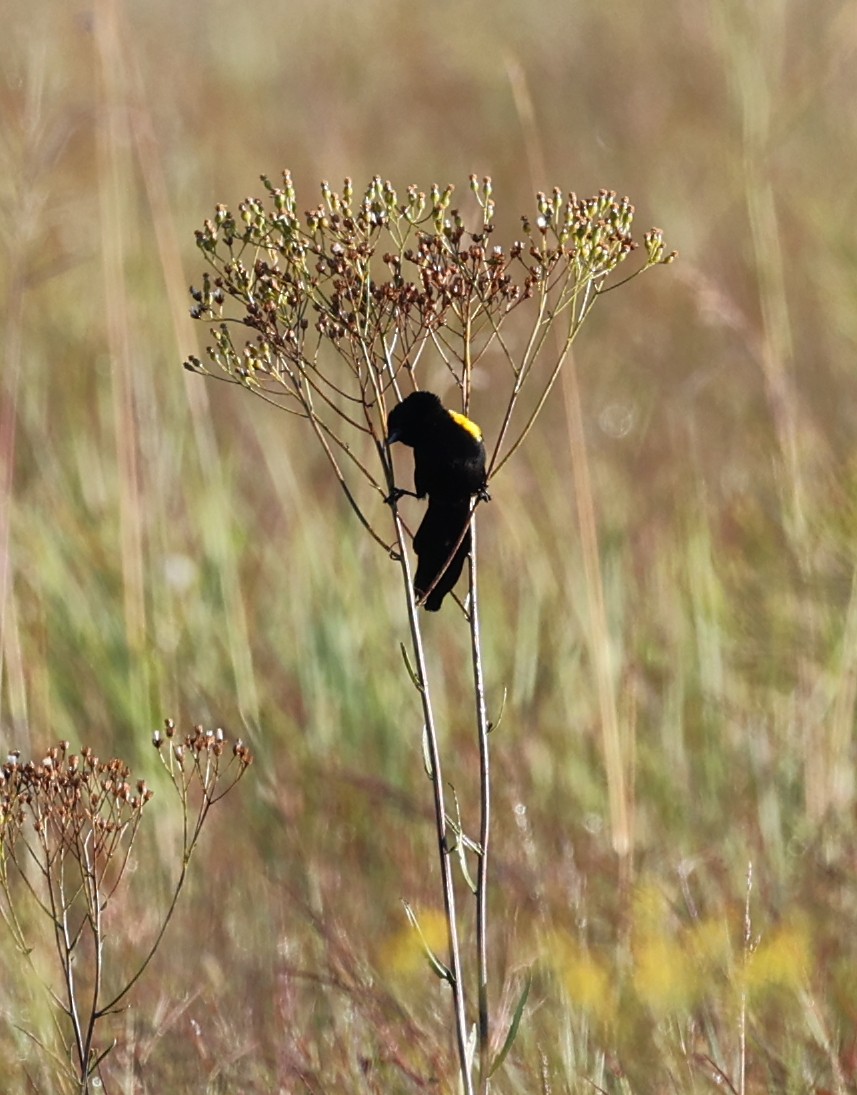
[
  {"xmin": 152, "ymin": 717, "xmax": 252, "ymax": 761},
  {"xmin": 0, "ymin": 740, "xmax": 154, "ymax": 858},
  {"xmin": 152, "ymin": 718, "xmax": 253, "ymax": 802},
  {"xmin": 184, "ymin": 173, "xmax": 674, "ymax": 396},
  {"xmin": 0, "ymin": 725, "xmax": 253, "ymax": 864},
  {"xmin": 183, "ymin": 173, "xmax": 675, "ymax": 550}
]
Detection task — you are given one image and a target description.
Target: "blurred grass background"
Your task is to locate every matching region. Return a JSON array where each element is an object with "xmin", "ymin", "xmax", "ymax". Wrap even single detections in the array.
[{"xmin": 2, "ymin": 0, "xmax": 857, "ymax": 1090}]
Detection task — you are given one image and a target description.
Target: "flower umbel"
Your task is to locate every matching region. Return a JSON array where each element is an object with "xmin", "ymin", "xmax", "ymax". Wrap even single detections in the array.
[{"xmin": 0, "ymin": 723, "xmax": 253, "ymax": 1092}]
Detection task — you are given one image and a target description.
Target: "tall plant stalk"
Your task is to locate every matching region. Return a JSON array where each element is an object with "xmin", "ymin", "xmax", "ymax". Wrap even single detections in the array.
[
  {"xmin": 184, "ymin": 172, "xmax": 673, "ymax": 1088},
  {"xmin": 468, "ymin": 518, "xmax": 492, "ymax": 1088},
  {"xmin": 389, "ymin": 498, "xmax": 474, "ymax": 1091}
]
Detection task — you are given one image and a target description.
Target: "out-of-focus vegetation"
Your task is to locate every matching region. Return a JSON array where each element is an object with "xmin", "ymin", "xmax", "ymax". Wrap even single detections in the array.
[{"xmin": 1, "ymin": 0, "xmax": 856, "ymax": 1090}]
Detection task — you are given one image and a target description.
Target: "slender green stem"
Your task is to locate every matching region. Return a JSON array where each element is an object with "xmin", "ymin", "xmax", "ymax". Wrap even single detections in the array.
[
  {"xmin": 389, "ymin": 500, "xmax": 474, "ymax": 1095},
  {"xmin": 54, "ymin": 870, "xmax": 85, "ymax": 1083},
  {"xmin": 468, "ymin": 517, "xmax": 492, "ymax": 1090},
  {"xmin": 81, "ymin": 839, "xmax": 103, "ymax": 1092}
]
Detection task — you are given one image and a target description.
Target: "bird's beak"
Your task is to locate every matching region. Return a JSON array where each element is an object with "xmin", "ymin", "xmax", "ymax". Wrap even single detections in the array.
[{"xmin": 386, "ymin": 430, "xmax": 401, "ymax": 447}]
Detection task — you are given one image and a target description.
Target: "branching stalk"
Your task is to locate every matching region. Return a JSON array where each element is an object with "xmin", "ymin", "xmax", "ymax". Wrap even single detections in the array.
[
  {"xmin": 389, "ymin": 499, "xmax": 474, "ymax": 1095},
  {"xmin": 0, "ymin": 732, "xmax": 253, "ymax": 1091},
  {"xmin": 179, "ymin": 172, "xmax": 674, "ymax": 1091},
  {"xmin": 467, "ymin": 519, "xmax": 492, "ymax": 1090}
]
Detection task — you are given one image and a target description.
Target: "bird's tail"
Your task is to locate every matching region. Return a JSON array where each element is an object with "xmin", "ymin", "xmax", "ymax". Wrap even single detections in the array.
[{"xmin": 413, "ymin": 497, "xmax": 472, "ymax": 611}]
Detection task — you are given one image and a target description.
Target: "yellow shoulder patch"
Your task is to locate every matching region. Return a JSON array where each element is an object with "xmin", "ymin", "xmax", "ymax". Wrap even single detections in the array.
[{"xmin": 448, "ymin": 409, "xmax": 483, "ymax": 441}]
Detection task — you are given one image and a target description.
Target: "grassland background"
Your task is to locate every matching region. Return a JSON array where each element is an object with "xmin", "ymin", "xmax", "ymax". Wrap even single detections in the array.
[{"xmin": 2, "ymin": 0, "xmax": 857, "ymax": 1091}]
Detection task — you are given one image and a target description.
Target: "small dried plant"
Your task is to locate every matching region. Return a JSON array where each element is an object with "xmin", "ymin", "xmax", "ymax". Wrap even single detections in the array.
[
  {"xmin": 0, "ymin": 723, "xmax": 253, "ymax": 1094},
  {"xmin": 184, "ymin": 172, "xmax": 673, "ymax": 1092}
]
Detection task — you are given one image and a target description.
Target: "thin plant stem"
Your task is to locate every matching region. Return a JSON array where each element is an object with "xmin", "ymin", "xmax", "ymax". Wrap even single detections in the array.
[
  {"xmin": 467, "ymin": 517, "xmax": 492, "ymax": 1090},
  {"xmin": 389, "ymin": 499, "xmax": 474, "ymax": 1095},
  {"xmin": 49, "ymin": 856, "xmax": 85, "ymax": 1079},
  {"xmin": 740, "ymin": 861, "xmax": 751, "ymax": 1095},
  {"xmin": 82, "ymin": 843, "xmax": 103, "ymax": 1092}
]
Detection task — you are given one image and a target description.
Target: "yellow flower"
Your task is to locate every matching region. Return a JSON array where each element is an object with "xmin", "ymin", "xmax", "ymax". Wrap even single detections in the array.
[
  {"xmin": 545, "ymin": 931, "xmax": 616, "ymax": 1025},
  {"xmin": 633, "ymin": 932, "xmax": 700, "ymax": 1014},
  {"xmin": 745, "ymin": 923, "xmax": 810, "ymax": 996}
]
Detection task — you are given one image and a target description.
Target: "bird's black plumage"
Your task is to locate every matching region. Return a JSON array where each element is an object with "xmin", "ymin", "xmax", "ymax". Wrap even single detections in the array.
[
  {"xmin": 412, "ymin": 496, "xmax": 473, "ymax": 611},
  {"xmin": 386, "ymin": 391, "xmax": 487, "ymax": 611}
]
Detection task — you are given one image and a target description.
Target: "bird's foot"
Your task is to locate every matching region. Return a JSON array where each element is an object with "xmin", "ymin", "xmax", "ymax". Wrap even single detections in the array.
[{"xmin": 385, "ymin": 487, "xmax": 417, "ymax": 505}]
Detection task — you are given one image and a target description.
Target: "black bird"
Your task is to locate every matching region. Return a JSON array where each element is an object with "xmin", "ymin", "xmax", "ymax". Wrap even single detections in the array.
[
  {"xmin": 411, "ymin": 495, "xmax": 473, "ymax": 611},
  {"xmin": 386, "ymin": 391, "xmax": 488, "ymax": 610}
]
